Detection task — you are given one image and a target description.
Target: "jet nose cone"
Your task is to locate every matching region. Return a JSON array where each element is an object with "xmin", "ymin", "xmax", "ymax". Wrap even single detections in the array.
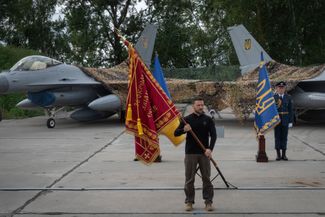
[{"xmin": 0, "ymin": 74, "xmax": 9, "ymax": 93}]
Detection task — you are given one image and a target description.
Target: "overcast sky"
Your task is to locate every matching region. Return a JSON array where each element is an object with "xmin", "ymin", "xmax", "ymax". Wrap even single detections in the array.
[{"xmin": 52, "ymin": 1, "xmax": 148, "ymax": 21}]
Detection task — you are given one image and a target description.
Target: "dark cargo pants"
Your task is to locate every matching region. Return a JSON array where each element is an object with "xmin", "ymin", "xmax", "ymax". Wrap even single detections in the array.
[{"xmin": 184, "ymin": 154, "xmax": 214, "ymax": 204}]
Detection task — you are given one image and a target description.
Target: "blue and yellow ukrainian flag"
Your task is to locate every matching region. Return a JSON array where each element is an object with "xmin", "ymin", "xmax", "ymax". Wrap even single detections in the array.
[
  {"xmin": 254, "ymin": 53, "xmax": 280, "ymax": 134},
  {"xmin": 152, "ymin": 52, "xmax": 185, "ymax": 147},
  {"xmin": 153, "ymin": 53, "xmax": 171, "ymax": 98}
]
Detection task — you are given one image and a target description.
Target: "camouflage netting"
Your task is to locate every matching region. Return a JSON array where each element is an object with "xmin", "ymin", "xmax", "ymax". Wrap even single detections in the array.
[
  {"xmin": 167, "ymin": 61, "xmax": 324, "ymax": 121},
  {"xmin": 167, "ymin": 80, "xmax": 256, "ymax": 121},
  {"xmin": 226, "ymin": 61, "xmax": 325, "ymax": 121},
  {"xmin": 79, "ymin": 61, "xmax": 129, "ymax": 108},
  {"xmin": 79, "ymin": 60, "xmax": 325, "ymax": 121}
]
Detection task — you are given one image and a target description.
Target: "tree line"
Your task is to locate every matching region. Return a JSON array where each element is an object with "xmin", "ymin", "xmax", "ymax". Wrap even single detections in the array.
[{"xmin": 1, "ymin": 0, "xmax": 324, "ymax": 68}]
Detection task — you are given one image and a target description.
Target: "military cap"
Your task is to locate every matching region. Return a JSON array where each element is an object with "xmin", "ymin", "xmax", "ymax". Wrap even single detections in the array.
[{"xmin": 275, "ymin": 81, "xmax": 286, "ymax": 87}]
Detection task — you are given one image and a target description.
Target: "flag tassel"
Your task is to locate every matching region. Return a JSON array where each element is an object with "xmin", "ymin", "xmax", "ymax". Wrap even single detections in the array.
[
  {"xmin": 126, "ymin": 104, "xmax": 132, "ymax": 121},
  {"xmin": 137, "ymin": 118, "xmax": 144, "ymax": 136}
]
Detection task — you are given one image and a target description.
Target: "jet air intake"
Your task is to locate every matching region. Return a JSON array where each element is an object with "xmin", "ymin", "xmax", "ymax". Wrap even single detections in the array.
[{"xmin": 26, "ymin": 89, "xmax": 98, "ymax": 107}]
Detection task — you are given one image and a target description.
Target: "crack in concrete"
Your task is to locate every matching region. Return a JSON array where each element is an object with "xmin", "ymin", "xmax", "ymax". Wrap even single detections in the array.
[
  {"xmin": 9, "ymin": 130, "xmax": 125, "ymax": 217},
  {"xmin": 292, "ymin": 135, "xmax": 325, "ymax": 156}
]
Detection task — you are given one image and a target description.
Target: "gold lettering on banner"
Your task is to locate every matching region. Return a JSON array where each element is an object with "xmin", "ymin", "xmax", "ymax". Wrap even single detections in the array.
[
  {"xmin": 152, "ymin": 105, "xmax": 158, "ymax": 113},
  {"xmin": 147, "ymin": 109, "xmax": 153, "ymax": 118},
  {"xmin": 137, "ymin": 74, "xmax": 145, "ymax": 101},
  {"xmin": 142, "ymin": 92, "xmax": 149, "ymax": 110},
  {"xmin": 256, "ymin": 79, "xmax": 275, "ymax": 115}
]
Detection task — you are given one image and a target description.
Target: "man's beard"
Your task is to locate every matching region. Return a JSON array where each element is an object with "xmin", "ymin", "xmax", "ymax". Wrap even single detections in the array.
[{"xmin": 195, "ymin": 109, "xmax": 204, "ymax": 114}]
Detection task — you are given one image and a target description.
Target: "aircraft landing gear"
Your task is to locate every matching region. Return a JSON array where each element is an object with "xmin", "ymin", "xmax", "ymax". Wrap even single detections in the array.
[
  {"xmin": 45, "ymin": 107, "xmax": 65, "ymax": 128},
  {"xmin": 47, "ymin": 118, "xmax": 56, "ymax": 128}
]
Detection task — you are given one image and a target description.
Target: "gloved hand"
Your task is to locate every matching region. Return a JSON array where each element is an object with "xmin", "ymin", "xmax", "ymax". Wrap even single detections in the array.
[{"xmin": 288, "ymin": 123, "xmax": 293, "ymax": 128}]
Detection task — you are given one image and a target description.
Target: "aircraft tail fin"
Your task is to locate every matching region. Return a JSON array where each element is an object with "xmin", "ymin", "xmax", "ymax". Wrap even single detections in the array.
[
  {"xmin": 135, "ymin": 24, "xmax": 158, "ymax": 68},
  {"xmin": 227, "ymin": 24, "xmax": 272, "ymax": 74}
]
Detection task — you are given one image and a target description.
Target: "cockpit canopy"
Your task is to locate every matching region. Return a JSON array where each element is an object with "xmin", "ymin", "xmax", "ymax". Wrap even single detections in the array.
[{"xmin": 10, "ymin": 55, "xmax": 62, "ymax": 71}]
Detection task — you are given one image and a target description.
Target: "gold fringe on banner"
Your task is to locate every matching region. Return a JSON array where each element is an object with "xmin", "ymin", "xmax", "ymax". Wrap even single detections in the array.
[
  {"xmin": 137, "ymin": 118, "xmax": 144, "ymax": 136},
  {"xmin": 126, "ymin": 104, "xmax": 132, "ymax": 121}
]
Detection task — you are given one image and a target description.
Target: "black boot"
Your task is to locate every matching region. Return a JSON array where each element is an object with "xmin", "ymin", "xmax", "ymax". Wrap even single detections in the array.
[
  {"xmin": 282, "ymin": 149, "xmax": 288, "ymax": 161},
  {"xmin": 154, "ymin": 155, "xmax": 162, "ymax": 162},
  {"xmin": 276, "ymin": 149, "xmax": 281, "ymax": 161}
]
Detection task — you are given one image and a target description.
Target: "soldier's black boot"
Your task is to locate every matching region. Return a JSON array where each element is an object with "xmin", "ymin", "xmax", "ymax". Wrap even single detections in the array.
[
  {"xmin": 282, "ymin": 150, "xmax": 288, "ymax": 161},
  {"xmin": 276, "ymin": 149, "xmax": 281, "ymax": 161}
]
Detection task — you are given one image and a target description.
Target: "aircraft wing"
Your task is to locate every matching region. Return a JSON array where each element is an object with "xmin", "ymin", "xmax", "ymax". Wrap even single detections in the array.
[{"xmin": 27, "ymin": 80, "xmax": 101, "ymax": 87}]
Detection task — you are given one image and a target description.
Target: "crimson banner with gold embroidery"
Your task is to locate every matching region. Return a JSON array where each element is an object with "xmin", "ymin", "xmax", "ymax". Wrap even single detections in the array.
[{"xmin": 123, "ymin": 40, "xmax": 184, "ymax": 164}]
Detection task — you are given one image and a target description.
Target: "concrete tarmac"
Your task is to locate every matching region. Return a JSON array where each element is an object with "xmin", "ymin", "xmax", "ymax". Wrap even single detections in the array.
[{"xmin": 0, "ymin": 106, "xmax": 324, "ymax": 217}]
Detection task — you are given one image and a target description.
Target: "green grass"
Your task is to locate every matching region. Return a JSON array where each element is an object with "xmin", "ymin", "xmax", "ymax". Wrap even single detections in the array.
[{"xmin": 0, "ymin": 45, "xmax": 43, "ymax": 119}]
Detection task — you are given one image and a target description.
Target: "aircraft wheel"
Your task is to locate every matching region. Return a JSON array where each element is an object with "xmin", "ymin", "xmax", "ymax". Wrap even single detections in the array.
[{"xmin": 47, "ymin": 118, "xmax": 56, "ymax": 128}]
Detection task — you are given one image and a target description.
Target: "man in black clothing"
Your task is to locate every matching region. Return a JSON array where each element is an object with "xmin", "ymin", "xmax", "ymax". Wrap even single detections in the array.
[{"xmin": 174, "ymin": 98, "xmax": 217, "ymax": 211}]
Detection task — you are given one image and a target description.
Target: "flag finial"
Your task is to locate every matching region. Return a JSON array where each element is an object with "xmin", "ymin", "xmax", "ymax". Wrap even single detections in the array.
[
  {"xmin": 260, "ymin": 52, "xmax": 264, "ymax": 61},
  {"xmin": 259, "ymin": 52, "xmax": 265, "ymax": 68}
]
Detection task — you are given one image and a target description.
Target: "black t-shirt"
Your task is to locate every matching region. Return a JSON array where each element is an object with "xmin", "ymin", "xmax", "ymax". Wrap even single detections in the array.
[{"xmin": 174, "ymin": 113, "xmax": 217, "ymax": 154}]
